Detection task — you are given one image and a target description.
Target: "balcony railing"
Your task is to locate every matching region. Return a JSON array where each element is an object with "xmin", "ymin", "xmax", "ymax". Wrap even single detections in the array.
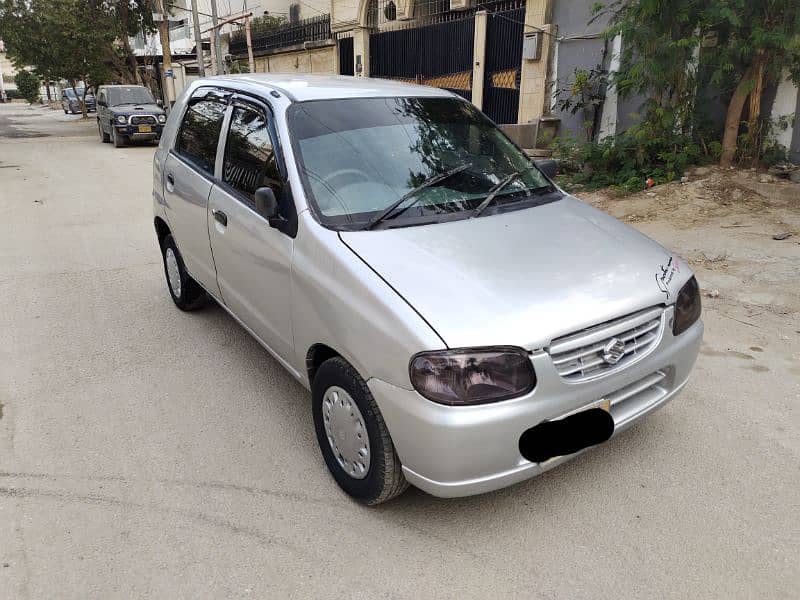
[{"xmin": 229, "ymin": 14, "xmax": 332, "ymax": 56}]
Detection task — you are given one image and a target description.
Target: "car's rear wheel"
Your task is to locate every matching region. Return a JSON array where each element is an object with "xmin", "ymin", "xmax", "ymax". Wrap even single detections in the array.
[
  {"xmin": 98, "ymin": 121, "xmax": 110, "ymax": 143},
  {"xmin": 112, "ymin": 127, "xmax": 126, "ymax": 148},
  {"xmin": 161, "ymin": 234, "xmax": 207, "ymax": 311},
  {"xmin": 312, "ymin": 357, "xmax": 408, "ymax": 505}
]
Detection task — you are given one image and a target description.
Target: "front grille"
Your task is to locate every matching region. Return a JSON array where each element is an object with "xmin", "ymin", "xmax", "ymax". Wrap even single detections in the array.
[
  {"xmin": 607, "ymin": 370, "xmax": 669, "ymax": 426},
  {"xmin": 129, "ymin": 115, "xmax": 157, "ymax": 125},
  {"xmin": 548, "ymin": 306, "xmax": 664, "ymax": 381}
]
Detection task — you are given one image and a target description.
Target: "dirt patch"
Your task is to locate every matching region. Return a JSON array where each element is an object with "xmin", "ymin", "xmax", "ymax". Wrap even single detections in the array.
[
  {"xmin": 575, "ymin": 165, "xmax": 800, "ymax": 326},
  {"xmin": 0, "ymin": 114, "xmax": 50, "ymax": 138},
  {"xmin": 582, "ymin": 167, "xmax": 796, "ymax": 229}
]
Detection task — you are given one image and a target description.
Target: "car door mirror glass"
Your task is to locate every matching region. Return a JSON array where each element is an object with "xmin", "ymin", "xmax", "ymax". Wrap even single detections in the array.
[{"xmin": 254, "ymin": 187, "xmax": 279, "ymax": 222}]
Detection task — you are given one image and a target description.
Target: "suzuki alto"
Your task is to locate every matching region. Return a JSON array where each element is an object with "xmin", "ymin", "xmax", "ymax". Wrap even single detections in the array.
[{"xmin": 152, "ymin": 75, "xmax": 703, "ymax": 504}]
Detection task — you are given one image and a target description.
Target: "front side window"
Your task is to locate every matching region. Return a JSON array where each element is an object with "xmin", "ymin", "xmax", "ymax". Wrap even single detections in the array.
[
  {"xmin": 222, "ymin": 105, "xmax": 283, "ymax": 204},
  {"xmin": 288, "ymin": 97, "xmax": 558, "ymax": 230},
  {"xmin": 176, "ymin": 99, "xmax": 226, "ymax": 174}
]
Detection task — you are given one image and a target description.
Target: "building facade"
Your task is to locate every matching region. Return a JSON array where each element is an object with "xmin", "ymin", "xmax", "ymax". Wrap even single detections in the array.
[{"xmin": 134, "ymin": 0, "xmax": 800, "ymax": 160}]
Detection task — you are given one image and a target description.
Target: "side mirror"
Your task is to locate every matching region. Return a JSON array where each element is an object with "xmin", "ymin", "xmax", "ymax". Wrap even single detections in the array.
[
  {"xmin": 157, "ymin": 99, "xmax": 163, "ymax": 107},
  {"xmin": 97, "ymin": 99, "xmax": 106, "ymax": 107},
  {"xmin": 254, "ymin": 187, "xmax": 279, "ymax": 223},
  {"xmin": 533, "ymin": 158, "xmax": 558, "ymax": 179}
]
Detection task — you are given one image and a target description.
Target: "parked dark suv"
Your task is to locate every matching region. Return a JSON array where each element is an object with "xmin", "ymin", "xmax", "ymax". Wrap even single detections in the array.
[
  {"xmin": 96, "ymin": 85, "xmax": 166, "ymax": 147},
  {"xmin": 61, "ymin": 87, "xmax": 96, "ymax": 114}
]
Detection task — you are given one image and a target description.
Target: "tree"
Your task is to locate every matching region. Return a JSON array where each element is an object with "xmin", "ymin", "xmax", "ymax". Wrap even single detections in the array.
[
  {"xmin": 596, "ymin": 0, "xmax": 800, "ymax": 167},
  {"xmin": 0, "ymin": 0, "xmax": 156, "ymax": 116},
  {"xmin": 701, "ymin": 1, "xmax": 800, "ymax": 165},
  {"xmin": 14, "ymin": 69, "xmax": 40, "ymax": 104}
]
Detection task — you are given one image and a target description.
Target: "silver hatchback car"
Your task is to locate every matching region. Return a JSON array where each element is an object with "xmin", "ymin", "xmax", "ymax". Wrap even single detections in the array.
[{"xmin": 153, "ymin": 75, "xmax": 703, "ymax": 505}]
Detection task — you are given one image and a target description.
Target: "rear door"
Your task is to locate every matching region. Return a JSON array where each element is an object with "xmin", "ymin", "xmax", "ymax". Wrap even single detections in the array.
[
  {"xmin": 162, "ymin": 87, "xmax": 228, "ymax": 295},
  {"xmin": 207, "ymin": 97, "xmax": 295, "ymax": 361}
]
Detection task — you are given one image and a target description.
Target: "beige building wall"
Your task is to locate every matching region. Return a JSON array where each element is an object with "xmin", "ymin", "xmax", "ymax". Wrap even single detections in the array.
[
  {"xmin": 253, "ymin": 45, "xmax": 336, "ymax": 74},
  {"xmin": 517, "ymin": 0, "xmax": 554, "ymax": 124}
]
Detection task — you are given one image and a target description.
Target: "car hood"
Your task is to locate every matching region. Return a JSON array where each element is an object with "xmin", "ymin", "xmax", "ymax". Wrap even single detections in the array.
[
  {"xmin": 339, "ymin": 196, "xmax": 692, "ymax": 350},
  {"xmin": 111, "ymin": 103, "xmax": 163, "ymax": 114}
]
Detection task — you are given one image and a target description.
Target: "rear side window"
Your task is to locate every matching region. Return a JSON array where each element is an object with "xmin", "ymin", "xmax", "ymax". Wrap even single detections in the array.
[
  {"xmin": 176, "ymin": 100, "xmax": 226, "ymax": 174},
  {"xmin": 222, "ymin": 105, "xmax": 283, "ymax": 203}
]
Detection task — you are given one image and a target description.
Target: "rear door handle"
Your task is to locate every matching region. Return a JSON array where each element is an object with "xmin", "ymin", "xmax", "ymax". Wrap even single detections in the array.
[
  {"xmin": 166, "ymin": 173, "xmax": 174, "ymax": 186},
  {"xmin": 212, "ymin": 209, "xmax": 227, "ymax": 227}
]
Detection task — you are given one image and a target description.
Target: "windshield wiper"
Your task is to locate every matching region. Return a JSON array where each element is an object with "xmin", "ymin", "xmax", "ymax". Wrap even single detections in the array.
[
  {"xmin": 471, "ymin": 165, "xmax": 550, "ymax": 218},
  {"xmin": 365, "ymin": 162, "xmax": 472, "ymax": 230}
]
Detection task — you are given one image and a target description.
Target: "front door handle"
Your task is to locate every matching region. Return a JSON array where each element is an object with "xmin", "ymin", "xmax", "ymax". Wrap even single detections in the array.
[
  {"xmin": 166, "ymin": 173, "xmax": 174, "ymax": 186},
  {"xmin": 212, "ymin": 209, "xmax": 227, "ymax": 227}
]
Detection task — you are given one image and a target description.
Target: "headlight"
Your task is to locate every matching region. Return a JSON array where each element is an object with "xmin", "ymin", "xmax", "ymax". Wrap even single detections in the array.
[
  {"xmin": 157, "ymin": 114, "xmax": 166, "ymax": 123},
  {"xmin": 116, "ymin": 115, "xmax": 127, "ymax": 124},
  {"xmin": 410, "ymin": 347, "xmax": 536, "ymax": 405},
  {"xmin": 673, "ymin": 276, "xmax": 701, "ymax": 335}
]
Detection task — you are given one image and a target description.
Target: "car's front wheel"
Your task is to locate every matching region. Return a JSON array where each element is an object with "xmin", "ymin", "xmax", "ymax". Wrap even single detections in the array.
[
  {"xmin": 98, "ymin": 121, "xmax": 110, "ymax": 143},
  {"xmin": 312, "ymin": 357, "xmax": 408, "ymax": 505},
  {"xmin": 112, "ymin": 127, "xmax": 126, "ymax": 148},
  {"xmin": 161, "ymin": 234, "xmax": 207, "ymax": 311}
]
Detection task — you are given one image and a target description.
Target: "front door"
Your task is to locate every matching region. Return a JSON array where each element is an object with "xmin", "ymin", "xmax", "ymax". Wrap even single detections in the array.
[
  {"xmin": 162, "ymin": 90, "xmax": 228, "ymax": 295},
  {"xmin": 207, "ymin": 100, "xmax": 294, "ymax": 362}
]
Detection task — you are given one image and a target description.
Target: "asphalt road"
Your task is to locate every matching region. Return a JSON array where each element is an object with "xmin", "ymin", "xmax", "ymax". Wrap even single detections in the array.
[{"xmin": 1, "ymin": 103, "xmax": 797, "ymax": 599}]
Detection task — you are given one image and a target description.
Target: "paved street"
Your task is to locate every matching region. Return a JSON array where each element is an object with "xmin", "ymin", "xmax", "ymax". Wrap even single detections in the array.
[{"xmin": 0, "ymin": 102, "xmax": 798, "ymax": 599}]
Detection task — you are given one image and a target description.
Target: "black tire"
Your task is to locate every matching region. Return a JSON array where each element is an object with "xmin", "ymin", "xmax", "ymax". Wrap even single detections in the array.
[
  {"xmin": 63, "ymin": 108, "xmax": 68, "ymax": 114},
  {"xmin": 98, "ymin": 120, "xmax": 110, "ymax": 143},
  {"xmin": 161, "ymin": 234, "xmax": 207, "ymax": 311},
  {"xmin": 312, "ymin": 357, "xmax": 408, "ymax": 505},
  {"xmin": 112, "ymin": 127, "xmax": 126, "ymax": 148}
]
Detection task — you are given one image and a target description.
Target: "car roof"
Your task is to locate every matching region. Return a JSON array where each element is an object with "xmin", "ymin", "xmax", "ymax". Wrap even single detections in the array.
[{"xmin": 206, "ymin": 74, "xmax": 455, "ymax": 102}]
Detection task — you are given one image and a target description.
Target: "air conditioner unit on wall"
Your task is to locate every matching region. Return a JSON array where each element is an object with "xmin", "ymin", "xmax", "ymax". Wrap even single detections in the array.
[{"xmin": 450, "ymin": 0, "xmax": 475, "ymax": 11}]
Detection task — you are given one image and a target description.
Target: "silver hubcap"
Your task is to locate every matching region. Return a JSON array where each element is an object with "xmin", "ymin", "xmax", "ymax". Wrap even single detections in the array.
[
  {"xmin": 322, "ymin": 386, "xmax": 370, "ymax": 479},
  {"xmin": 165, "ymin": 248, "xmax": 182, "ymax": 298}
]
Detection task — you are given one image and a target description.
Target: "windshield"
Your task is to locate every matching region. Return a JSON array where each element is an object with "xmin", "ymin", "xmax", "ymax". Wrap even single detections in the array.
[
  {"xmin": 107, "ymin": 86, "xmax": 155, "ymax": 106},
  {"xmin": 288, "ymin": 97, "xmax": 557, "ymax": 230},
  {"xmin": 65, "ymin": 89, "xmax": 90, "ymax": 98}
]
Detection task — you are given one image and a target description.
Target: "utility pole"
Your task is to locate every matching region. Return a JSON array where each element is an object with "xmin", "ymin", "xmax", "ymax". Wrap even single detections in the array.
[
  {"xmin": 189, "ymin": 0, "xmax": 205, "ymax": 77},
  {"xmin": 0, "ymin": 40, "xmax": 6, "ymax": 102},
  {"xmin": 157, "ymin": 0, "xmax": 176, "ymax": 104},
  {"xmin": 209, "ymin": 0, "xmax": 224, "ymax": 75}
]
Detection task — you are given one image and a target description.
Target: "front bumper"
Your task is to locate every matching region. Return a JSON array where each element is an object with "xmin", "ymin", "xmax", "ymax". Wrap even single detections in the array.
[
  {"xmin": 115, "ymin": 123, "xmax": 163, "ymax": 140},
  {"xmin": 368, "ymin": 307, "xmax": 703, "ymax": 498}
]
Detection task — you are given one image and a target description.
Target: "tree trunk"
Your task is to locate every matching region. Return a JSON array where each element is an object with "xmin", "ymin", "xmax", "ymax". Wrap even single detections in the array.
[
  {"xmin": 746, "ymin": 53, "xmax": 765, "ymax": 160},
  {"xmin": 720, "ymin": 65, "xmax": 754, "ymax": 167}
]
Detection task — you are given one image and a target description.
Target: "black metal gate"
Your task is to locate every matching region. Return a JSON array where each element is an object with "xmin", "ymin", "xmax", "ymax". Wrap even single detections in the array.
[
  {"xmin": 338, "ymin": 37, "xmax": 354, "ymax": 75},
  {"xmin": 369, "ymin": 17, "xmax": 474, "ymax": 101},
  {"xmin": 483, "ymin": 7, "xmax": 525, "ymax": 123}
]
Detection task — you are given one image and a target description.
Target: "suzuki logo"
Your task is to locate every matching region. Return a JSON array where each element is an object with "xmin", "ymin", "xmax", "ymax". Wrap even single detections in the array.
[{"xmin": 602, "ymin": 338, "xmax": 626, "ymax": 365}]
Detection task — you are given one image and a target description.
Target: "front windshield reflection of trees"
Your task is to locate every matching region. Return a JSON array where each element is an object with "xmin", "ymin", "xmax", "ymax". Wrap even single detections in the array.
[{"xmin": 289, "ymin": 97, "xmax": 551, "ymax": 228}]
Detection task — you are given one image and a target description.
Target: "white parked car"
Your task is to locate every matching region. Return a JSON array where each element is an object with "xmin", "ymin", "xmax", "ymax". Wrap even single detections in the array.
[{"xmin": 152, "ymin": 75, "xmax": 703, "ymax": 504}]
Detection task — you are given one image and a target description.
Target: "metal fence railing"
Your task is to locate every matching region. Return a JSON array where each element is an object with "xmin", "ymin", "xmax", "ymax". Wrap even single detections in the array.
[{"xmin": 229, "ymin": 14, "xmax": 332, "ymax": 56}]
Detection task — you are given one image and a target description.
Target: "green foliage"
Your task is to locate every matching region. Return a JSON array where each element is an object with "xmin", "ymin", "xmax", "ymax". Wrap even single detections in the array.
[
  {"xmin": 13, "ymin": 69, "xmax": 40, "ymax": 103},
  {"xmin": 554, "ymin": 67, "xmax": 607, "ymax": 142},
  {"xmin": 232, "ymin": 14, "xmax": 287, "ymax": 41},
  {"xmin": 554, "ymin": 102, "xmax": 705, "ymax": 193},
  {"xmin": 0, "ymin": 0, "xmax": 155, "ymax": 93}
]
